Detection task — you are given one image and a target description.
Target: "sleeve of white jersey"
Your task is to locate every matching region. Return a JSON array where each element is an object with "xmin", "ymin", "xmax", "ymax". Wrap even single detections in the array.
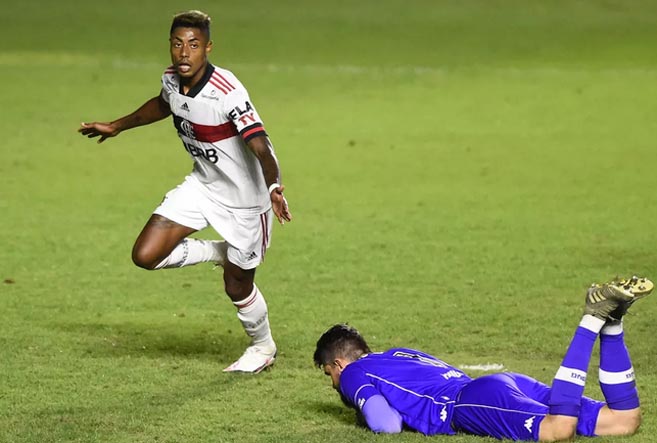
[
  {"xmin": 159, "ymin": 87, "xmax": 170, "ymax": 104},
  {"xmin": 160, "ymin": 65, "xmax": 178, "ymax": 104},
  {"xmin": 222, "ymin": 81, "xmax": 268, "ymax": 143}
]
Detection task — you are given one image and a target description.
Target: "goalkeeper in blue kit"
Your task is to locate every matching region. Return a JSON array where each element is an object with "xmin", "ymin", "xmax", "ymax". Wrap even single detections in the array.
[{"xmin": 313, "ymin": 277, "xmax": 652, "ymax": 441}]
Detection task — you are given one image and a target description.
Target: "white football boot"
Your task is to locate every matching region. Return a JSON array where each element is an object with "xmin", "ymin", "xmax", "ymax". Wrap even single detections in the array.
[{"xmin": 223, "ymin": 342, "xmax": 277, "ymax": 374}]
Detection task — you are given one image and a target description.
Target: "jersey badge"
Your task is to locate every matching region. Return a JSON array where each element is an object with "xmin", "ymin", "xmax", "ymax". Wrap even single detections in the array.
[{"xmin": 180, "ymin": 119, "xmax": 196, "ymax": 138}]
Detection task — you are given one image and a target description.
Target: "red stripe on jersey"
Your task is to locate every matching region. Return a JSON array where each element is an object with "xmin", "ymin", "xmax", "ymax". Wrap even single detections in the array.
[
  {"xmin": 191, "ymin": 121, "xmax": 238, "ymax": 143},
  {"xmin": 211, "ymin": 72, "xmax": 235, "ymax": 91},
  {"xmin": 209, "ymin": 78, "xmax": 229, "ymax": 95},
  {"xmin": 242, "ymin": 126, "xmax": 266, "ymax": 140}
]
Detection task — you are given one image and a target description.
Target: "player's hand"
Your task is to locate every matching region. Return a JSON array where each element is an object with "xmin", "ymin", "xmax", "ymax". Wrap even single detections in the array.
[
  {"xmin": 270, "ymin": 185, "xmax": 292, "ymax": 224},
  {"xmin": 78, "ymin": 122, "xmax": 120, "ymax": 143}
]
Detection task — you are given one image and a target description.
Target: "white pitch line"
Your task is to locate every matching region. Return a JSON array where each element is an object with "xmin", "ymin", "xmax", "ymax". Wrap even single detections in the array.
[
  {"xmin": 2, "ymin": 51, "xmax": 655, "ymax": 78},
  {"xmin": 229, "ymin": 62, "xmax": 657, "ymax": 78}
]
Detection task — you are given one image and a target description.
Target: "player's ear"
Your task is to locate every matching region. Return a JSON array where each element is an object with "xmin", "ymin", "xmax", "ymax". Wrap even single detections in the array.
[{"xmin": 206, "ymin": 40, "xmax": 213, "ymax": 53}]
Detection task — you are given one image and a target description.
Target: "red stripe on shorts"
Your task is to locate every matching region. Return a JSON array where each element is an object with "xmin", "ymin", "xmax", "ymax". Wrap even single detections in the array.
[{"xmin": 260, "ymin": 213, "xmax": 268, "ymax": 261}]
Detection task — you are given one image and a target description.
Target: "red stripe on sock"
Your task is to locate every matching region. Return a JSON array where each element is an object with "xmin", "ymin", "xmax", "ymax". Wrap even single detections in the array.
[{"xmin": 235, "ymin": 290, "xmax": 258, "ymax": 309}]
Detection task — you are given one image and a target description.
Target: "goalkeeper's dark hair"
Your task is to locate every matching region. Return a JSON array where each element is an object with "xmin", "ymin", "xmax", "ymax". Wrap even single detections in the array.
[
  {"xmin": 313, "ymin": 324, "xmax": 371, "ymax": 368},
  {"xmin": 170, "ymin": 10, "xmax": 211, "ymax": 40}
]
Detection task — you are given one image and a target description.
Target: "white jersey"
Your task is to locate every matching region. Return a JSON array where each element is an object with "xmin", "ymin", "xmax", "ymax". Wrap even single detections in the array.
[{"xmin": 160, "ymin": 63, "xmax": 271, "ymax": 215}]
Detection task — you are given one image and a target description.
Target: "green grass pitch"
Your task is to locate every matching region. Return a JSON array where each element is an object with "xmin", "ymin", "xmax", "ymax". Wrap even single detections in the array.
[{"xmin": 1, "ymin": 1, "xmax": 657, "ymax": 442}]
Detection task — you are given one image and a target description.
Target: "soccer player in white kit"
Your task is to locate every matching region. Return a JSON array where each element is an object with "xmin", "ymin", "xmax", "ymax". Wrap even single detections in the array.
[{"xmin": 78, "ymin": 10, "xmax": 292, "ymax": 373}]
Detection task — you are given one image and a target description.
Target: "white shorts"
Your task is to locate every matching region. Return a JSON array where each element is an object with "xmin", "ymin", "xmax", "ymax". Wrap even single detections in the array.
[{"xmin": 153, "ymin": 176, "xmax": 273, "ymax": 270}]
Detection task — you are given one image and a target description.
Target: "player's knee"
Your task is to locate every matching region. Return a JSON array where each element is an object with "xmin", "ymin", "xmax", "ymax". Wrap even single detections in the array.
[
  {"xmin": 555, "ymin": 427, "xmax": 576, "ymax": 442},
  {"xmin": 223, "ymin": 276, "xmax": 254, "ymax": 300},
  {"xmin": 619, "ymin": 412, "xmax": 641, "ymax": 435},
  {"xmin": 223, "ymin": 263, "xmax": 255, "ymax": 300},
  {"xmin": 540, "ymin": 427, "xmax": 575, "ymax": 442},
  {"xmin": 538, "ymin": 416, "xmax": 577, "ymax": 442},
  {"xmin": 601, "ymin": 408, "xmax": 642, "ymax": 436},
  {"xmin": 131, "ymin": 246, "xmax": 160, "ymax": 270}
]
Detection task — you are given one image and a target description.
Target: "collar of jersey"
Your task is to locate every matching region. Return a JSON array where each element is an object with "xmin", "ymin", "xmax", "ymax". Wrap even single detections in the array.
[{"xmin": 179, "ymin": 62, "xmax": 214, "ymax": 98}]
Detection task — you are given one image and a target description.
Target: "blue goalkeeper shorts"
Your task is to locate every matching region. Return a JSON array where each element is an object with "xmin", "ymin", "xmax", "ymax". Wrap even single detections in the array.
[{"xmin": 451, "ymin": 373, "xmax": 605, "ymax": 441}]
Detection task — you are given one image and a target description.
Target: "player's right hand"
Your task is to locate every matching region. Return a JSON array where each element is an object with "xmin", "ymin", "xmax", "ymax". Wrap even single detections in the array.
[
  {"xmin": 270, "ymin": 185, "xmax": 292, "ymax": 224},
  {"xmin": 78, "ymin": 122, "xmax": 120, "ymax": 143}
]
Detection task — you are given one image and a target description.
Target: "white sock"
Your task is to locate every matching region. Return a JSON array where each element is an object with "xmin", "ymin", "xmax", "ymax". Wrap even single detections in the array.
[
  {"xmin": 233, "ymin": 285, "xmax": 275, "ymax": 349},
  {"xmin": 154, "ymin": 239, "xmax": 228, "ymax": 269},
  {"xmin": 601, "ymin": 320, "xmax": 623, "ymax": 336},
  {"xmin": 580, "ymin": 314, "xmax": 606, "ymax": 333}
]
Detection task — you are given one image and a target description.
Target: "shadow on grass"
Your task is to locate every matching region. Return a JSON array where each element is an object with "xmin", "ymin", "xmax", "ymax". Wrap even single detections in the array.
[
  {"xmin": 55, "ymin": 320, "xmax": 248, "ymax": 361},
  {"xmin": 300, "ymin": 399, "xmax": 361, "ymax": 427}
]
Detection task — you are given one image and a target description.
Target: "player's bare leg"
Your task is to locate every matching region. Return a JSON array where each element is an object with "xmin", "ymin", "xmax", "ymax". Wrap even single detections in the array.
[
  {"xmin": 132, "ymin": 214, "xmax": 227, "ymax": 269},
  {"xmin": 537, "ymin": 415, "xmax": 578, "ymax": 442},
  {"xmin": 222, "ymin": 260, "xmax": 256, "ymax": 302},
  {"xmin": 222, "ymin": 261, "xmax": 277, "ymax": 374},
  {"xmin": 592, "ymin": 406, "xmax": 640, "ymax": 437}
]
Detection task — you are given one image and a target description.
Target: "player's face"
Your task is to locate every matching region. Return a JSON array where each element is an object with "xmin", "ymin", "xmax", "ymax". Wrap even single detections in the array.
[
  {"xmin": 323, "ymin": 363, "xmax": 342, "ymax": 390},
  {"xmin": 169, "ymin": 27, "xmax": 212, "ymax": 82}
]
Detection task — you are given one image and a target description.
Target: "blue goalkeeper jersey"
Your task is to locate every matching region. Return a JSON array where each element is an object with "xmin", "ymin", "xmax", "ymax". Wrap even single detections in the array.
[{"xmin": 339, "ymin": 348, "xmax": 472, "ymax": 435}]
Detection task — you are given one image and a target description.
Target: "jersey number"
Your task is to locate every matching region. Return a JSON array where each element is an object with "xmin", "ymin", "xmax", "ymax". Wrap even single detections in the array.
[
  {"xmin": 183, "ymin": 141, "xmax": 218, "ymax": 164},
  {"xmin": 392, "ymin": 351, "xmax": 450, "ymax": 369}
]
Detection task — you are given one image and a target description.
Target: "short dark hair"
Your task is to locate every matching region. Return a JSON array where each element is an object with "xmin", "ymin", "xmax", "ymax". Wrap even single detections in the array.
[
  {"xmin": 170, "ymin": 10, "xmax": 211, "ymax": 40},
  {"xmin": 313, "ymin": 324, "xmax": 371, "ymax": 368}
]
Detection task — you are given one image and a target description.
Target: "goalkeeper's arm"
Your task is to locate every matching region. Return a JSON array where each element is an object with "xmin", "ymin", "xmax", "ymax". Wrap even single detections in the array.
[{"xmin": 361, "ymin": 395, "xmax": 403, "ymax": 433}]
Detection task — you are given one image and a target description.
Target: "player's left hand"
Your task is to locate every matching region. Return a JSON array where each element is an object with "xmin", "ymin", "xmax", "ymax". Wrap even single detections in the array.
[{"xmin": 270, "ymin": 185, "xmax": 292, "ymax": 224}]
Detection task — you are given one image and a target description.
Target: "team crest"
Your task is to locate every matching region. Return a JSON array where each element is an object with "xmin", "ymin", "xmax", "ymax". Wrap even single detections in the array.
[{"xmin": 180, "ymin": 119, "xmax": 196, "ymax": 139}]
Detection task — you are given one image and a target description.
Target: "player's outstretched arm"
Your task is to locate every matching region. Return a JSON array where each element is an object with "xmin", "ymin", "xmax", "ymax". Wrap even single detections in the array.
[
  {"xmin": 78, "ymin": 94, "xmax": 171, "ymax": 143},
  {"xmin": 246, "ymin": 135, "xmax": 292, "ymax": 224}
]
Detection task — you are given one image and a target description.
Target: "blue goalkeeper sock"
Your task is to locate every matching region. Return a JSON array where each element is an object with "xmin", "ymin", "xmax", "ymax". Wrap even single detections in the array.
[
  {"xmin": 599, "ymin": 322, "xmax": 639, "ymax": 410},
  {"xmin": 548, "ymin": 315, "xmax": 603, "ymax": 416}
]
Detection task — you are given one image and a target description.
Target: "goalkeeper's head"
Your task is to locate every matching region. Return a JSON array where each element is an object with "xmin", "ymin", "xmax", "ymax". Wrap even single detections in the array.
[{"xmin": 314, "ymin": 324, "xmax": 371, "ymax": 390}]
